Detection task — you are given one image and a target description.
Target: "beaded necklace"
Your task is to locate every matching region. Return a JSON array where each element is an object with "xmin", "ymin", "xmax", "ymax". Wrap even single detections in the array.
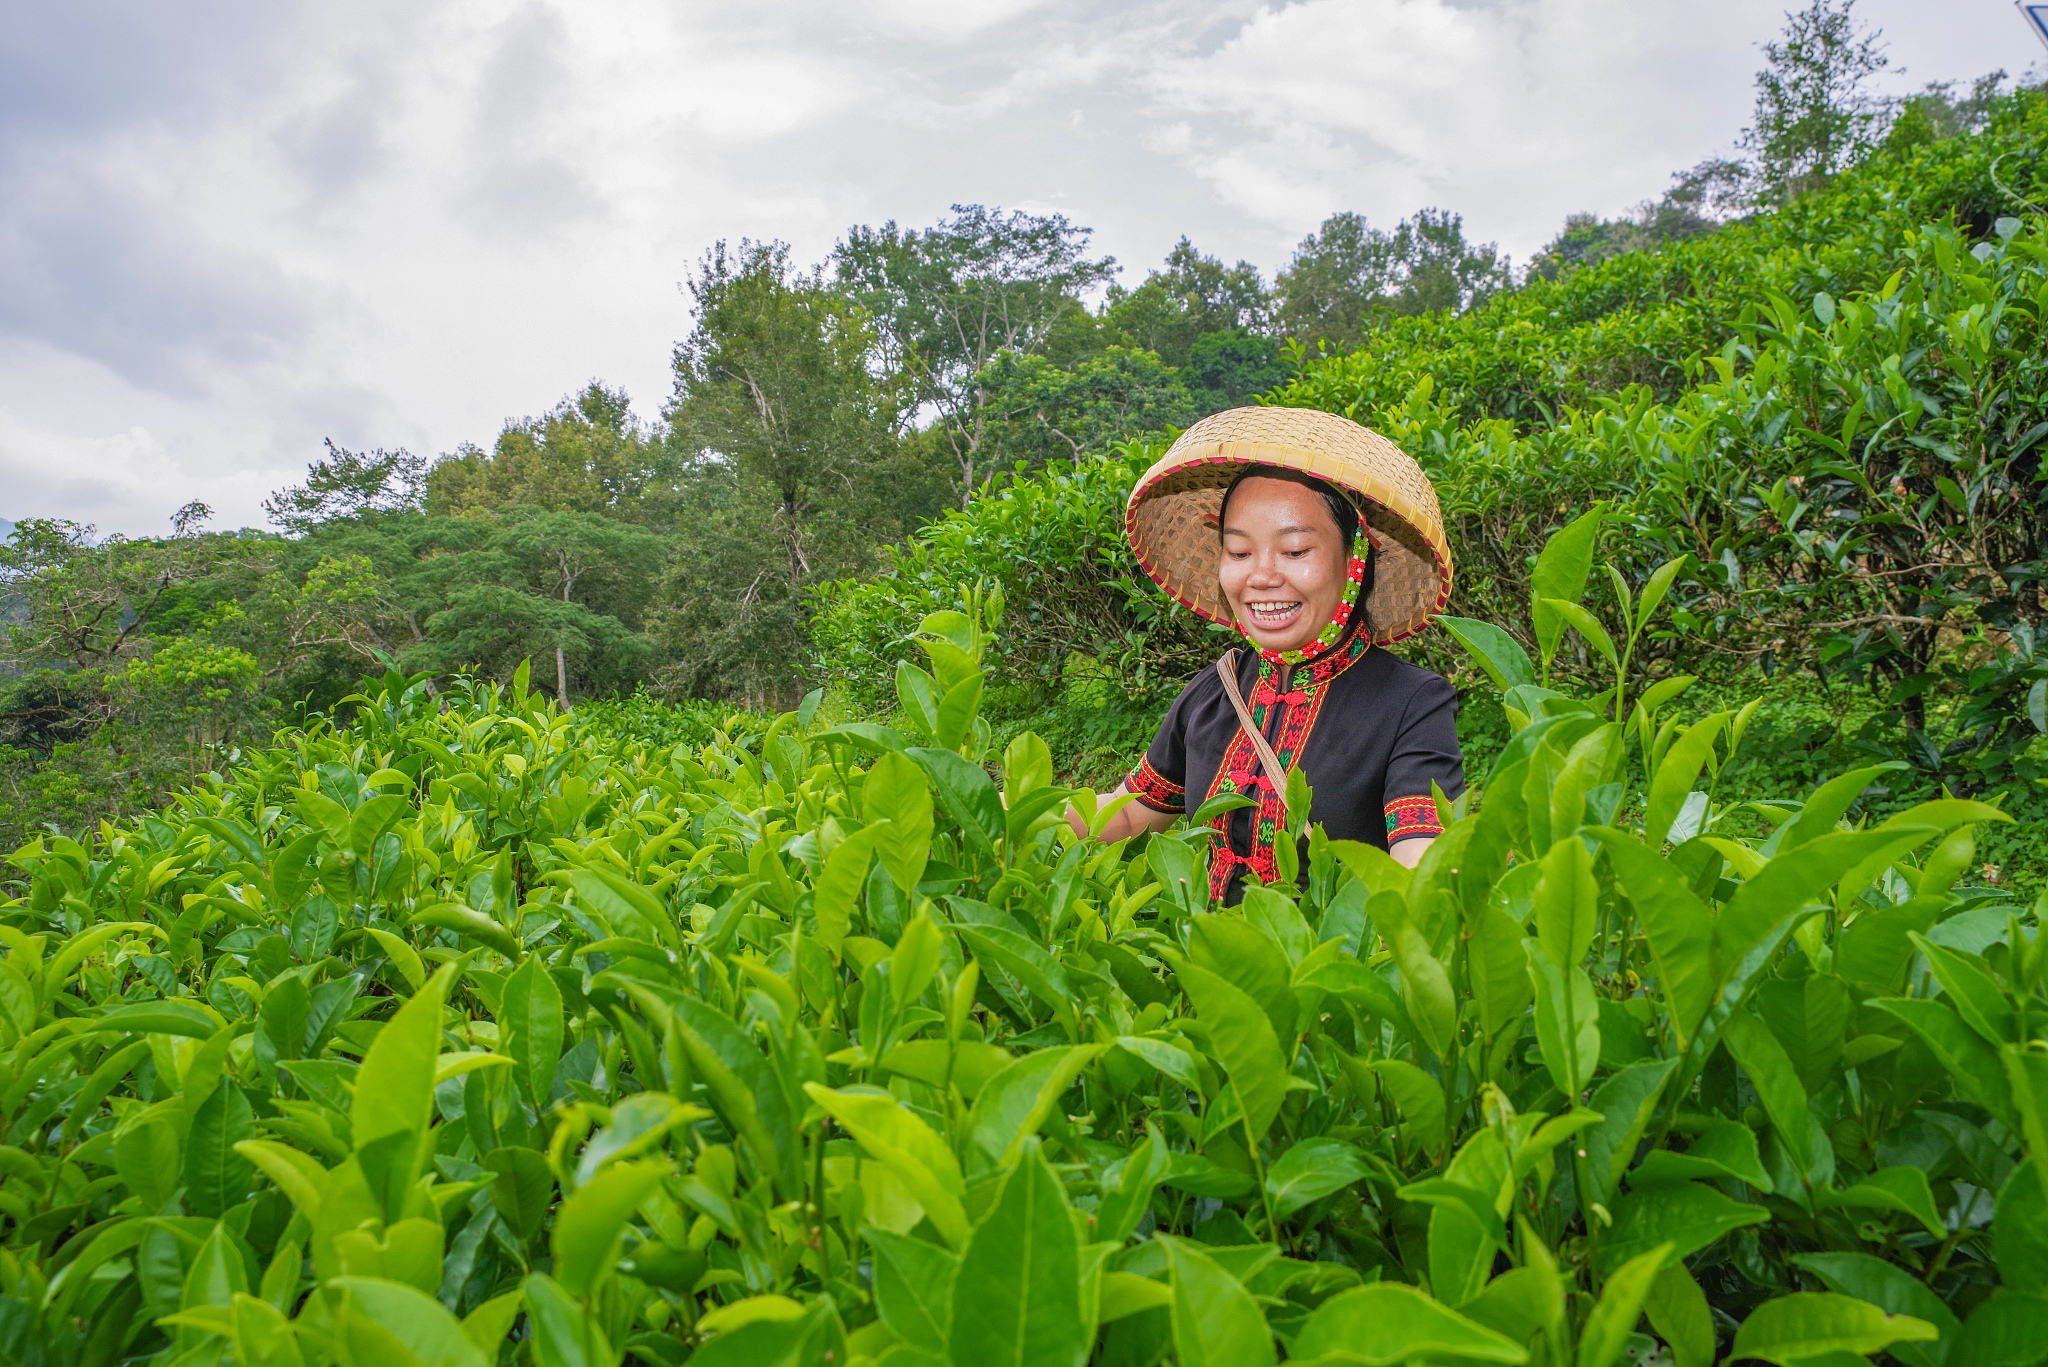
[{"xmin": 1237, "ymin": 549, "xmax": 1371, "ymax": 667}]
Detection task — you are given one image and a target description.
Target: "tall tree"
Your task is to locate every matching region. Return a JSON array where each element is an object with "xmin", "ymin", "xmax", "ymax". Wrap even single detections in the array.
[
  {"xmin": 426, "ymin": 383, "xmax": 676, "ymax": 524},
  {"xmin": 1738, "ymin": 0, "xmax": 1890, "ymax": 203},
  {"xmin": 0, "ymin": 503, "xmax": 248, "ymax": 676},
  {"xmin": 666, "ymin": 240, "xmax": 902, "ymax": 702},
  {"xmin": 973, "ymin": 347, "xmax": 1206, "ymax": 470},
  {"xmin": 490, "ymin": 510, "xmax": 662, "ymax": 704},
  {"xmin": 263, "ymin": 443, "xmax": 428, "ymax": 533},
  {"xmin": 1275, "ymin": 209, "xmax": 1511, "ymax": 351},
  {"xmin": 1101, "ymin": 238, "xmax": 1270, "ymax": 370},
  {"xmin": 835, "ymin": 205, "xmax": 1118, "ymax": 502}
]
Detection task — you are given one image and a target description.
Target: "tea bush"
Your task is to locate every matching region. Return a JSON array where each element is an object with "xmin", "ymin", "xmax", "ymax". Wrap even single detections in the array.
[{"xmin": 4, "ymin": 524, "xmax": 2046, "ymax": 1367}]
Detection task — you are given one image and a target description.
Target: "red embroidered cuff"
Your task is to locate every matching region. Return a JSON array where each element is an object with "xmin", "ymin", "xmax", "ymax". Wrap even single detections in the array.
[
  {"xmin": 1127, "ymin": 756, "xmax": 1186, "ymax": 814},
  {"xmin": 1385, "ymin": 794, "xmax": 1443, "ymax": 845}
]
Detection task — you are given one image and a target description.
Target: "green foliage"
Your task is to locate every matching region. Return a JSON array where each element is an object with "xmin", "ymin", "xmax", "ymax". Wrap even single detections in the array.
[
  {"xmin": 427, "ymin": 384, "xmax": 671, "ymax": 524},
  {"xmin": 972, "ymin": 348, "xmax": 1206, "ymax": 473},
  {"xmin": 811, "ymin": 442, "xmax": 1222, "ymax": 710},
  {"xmin": 663, "ymin": 239, "xmax": 922, "ymax": 705},
  {"xmin": 3, "ymin": 525, "xmax": 2047, "ymax": 1363},
  {"xmin": 1099, "ymin": 237, "xmax": 1271, "ymax": 370},
  {"xmin": 268, "ymin": 441, "xmax": 430, "ymax": 534}
]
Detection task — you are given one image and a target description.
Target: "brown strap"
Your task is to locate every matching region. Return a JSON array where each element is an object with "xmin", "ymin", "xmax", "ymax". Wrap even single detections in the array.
[{"xmin": 1216, "ymin": 650, "xmax": 1287, "ymax": 795}]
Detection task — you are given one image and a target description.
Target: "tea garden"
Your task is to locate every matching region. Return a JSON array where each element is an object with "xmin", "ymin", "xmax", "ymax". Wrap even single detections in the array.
[{"xmin": 2, "ymin": 523, "xmax": 2044, "ymax": 1367}]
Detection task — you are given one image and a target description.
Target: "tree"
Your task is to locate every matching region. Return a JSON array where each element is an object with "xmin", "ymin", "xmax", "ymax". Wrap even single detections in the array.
[
  {"xmin": 1101, "ymin": 238, "xmax": 1270, "ymax": 369},
  {"xmin": 1273, "ymin": 212, "xmax": 1404, "ymax": 348},
  {"xmin": 426, "ymin": 383, "xmax": 678, "ymax": 525},
  {"xmin": 973, "ymin": 347, "xmax": 1206, "ymax": 471},
  {"xmin": 1275, "ymin": 209, "xmax": 1511, "ymax": 351},
  {"xmin": 491, "ymin": 509, "xmax": 663, "ymax": 703},
  {"xmin": 666, "ymin": 240, "xmax": 904, "ymax": 703},
  {"xmin": 263, "ymin": 443, "xmax": 428, "ymax": 533},
  {"xmin": 1738, "ymin": 0, "xmax": 1890, "ymax": 203},
  {"xmin": 1187, "ymin": 330, "xmax": 1293, "ymax": 409},
  {"xmin": 1530, "ymin": 159, "xmax": 1750, "ymax": 280},
  {"xmin": 1879, "ymin": 72, "xmax": 2010, "ymax": 155},
  {"xmin": 835, "ymin": 204, "xmax": 1118, "ymax": 501},
  {"xmin": 0, "ymin": 504, "xmax": 253, "ymax": 675}
]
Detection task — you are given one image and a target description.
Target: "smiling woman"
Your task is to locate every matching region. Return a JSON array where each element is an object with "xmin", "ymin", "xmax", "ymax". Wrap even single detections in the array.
[{"xmin": 1071, "ymin": 406, "xmax": 1463, "ymax": 903}]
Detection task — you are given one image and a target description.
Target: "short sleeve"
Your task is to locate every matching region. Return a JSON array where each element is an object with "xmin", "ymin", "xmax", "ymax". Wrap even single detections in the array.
[
  {"xmin": 1383, "ymin": 674, "xmax": 1464, "ymax": 844},
  {"xmin": 1125, "ymin": 676, "xmax": 1202, "ymax": 814}
]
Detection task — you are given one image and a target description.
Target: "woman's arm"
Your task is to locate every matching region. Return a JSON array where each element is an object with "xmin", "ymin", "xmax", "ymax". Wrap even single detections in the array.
[
  {"xmin": 1389, "ymin": 835, "xmax": 1433, "ymax": 869},
  {"xmin": 1067, "ymin": 783, "xmax": 1180, "ymax": 843}
]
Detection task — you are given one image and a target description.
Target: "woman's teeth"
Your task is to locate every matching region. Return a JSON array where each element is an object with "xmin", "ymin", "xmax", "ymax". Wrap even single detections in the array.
[{"xmin": 1248, "ymin": 601, "xmax": 1301, "ymax": 624}]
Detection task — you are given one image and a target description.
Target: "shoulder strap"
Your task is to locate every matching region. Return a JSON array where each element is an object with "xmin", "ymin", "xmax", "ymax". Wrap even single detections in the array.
[{"xmin": 1216, "ymin": 651, "xmax": 1287, "ymax": 789}]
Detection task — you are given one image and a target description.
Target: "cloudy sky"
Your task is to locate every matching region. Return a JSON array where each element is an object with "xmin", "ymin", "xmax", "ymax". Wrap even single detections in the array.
[{"xmin": 1, "ymin": 0, "xmax": 2034, "ymax": 536}]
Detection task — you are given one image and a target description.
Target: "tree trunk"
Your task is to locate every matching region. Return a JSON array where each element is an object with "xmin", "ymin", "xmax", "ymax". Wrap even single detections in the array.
[{"xmin": 556, "ymin": 645, "xmax": 570, "ymax": 708}]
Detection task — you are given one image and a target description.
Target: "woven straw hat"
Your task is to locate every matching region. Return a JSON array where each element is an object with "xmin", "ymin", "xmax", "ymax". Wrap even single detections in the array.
[{"xmin": 1125, "ymin": 407, "xmax": 1452, "ymax": 644}]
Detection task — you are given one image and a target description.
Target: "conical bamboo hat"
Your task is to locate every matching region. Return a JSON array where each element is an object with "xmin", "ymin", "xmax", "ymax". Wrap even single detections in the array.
[{"xmin": 1125, "ymin": 406, "xmax": 1452, "ymax": 645}]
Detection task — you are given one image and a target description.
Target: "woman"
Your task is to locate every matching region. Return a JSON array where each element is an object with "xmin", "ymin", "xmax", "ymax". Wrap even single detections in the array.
[{"xmin": 1071, "ymin": 406, "xmax": 1463, "ymax": 906}]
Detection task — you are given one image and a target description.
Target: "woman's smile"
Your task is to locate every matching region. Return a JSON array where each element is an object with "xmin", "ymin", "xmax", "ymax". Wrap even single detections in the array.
[{"xmin": 1244, "ymin": 599, "xmax": 1304, "ymax": 630}]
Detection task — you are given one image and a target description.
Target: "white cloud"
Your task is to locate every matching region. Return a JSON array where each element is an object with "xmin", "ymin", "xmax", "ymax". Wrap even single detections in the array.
[{"xmin": 0, "ymin": 0, "xmax": 2023, "ymax": 534}]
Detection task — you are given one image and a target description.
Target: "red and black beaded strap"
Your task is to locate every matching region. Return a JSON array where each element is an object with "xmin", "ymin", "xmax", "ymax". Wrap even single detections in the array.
[
  {"xmin": 1125, "ymin": 755, "xmax": 1186, "ymax": 814},
  {"xmin": 1385, "ymin": 794, "xmax": 1444, "ymax": 845},
  {"xmin": 1197, "ymin": 631, "xmax": 1374, "ymax": 902}
]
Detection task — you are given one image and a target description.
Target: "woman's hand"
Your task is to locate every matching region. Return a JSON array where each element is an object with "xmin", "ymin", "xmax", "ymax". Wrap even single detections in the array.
[{"xmin": 1067, "ymin": 783, "xmax": 1179, "ymax": 843}]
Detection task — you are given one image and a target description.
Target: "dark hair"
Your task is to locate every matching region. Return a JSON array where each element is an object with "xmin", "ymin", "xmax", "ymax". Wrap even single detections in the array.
[{"xmin": 1218, "ymin": 465, "xmax": 1360, "ymax": 553}]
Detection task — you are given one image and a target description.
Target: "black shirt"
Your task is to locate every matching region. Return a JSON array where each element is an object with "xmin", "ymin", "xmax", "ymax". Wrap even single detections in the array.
[{"xmin": 1126, "ymin": 634, "xmax": 1464, "ymax": 904}]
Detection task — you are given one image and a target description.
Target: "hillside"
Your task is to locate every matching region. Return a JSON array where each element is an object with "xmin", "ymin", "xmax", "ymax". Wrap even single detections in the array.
[{"xmin": 811, "ymin": 85, "xmax": 2048, "ymax": 870}]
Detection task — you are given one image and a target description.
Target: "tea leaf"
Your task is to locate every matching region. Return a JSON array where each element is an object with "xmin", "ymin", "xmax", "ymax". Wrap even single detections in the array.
[
  {"xmin": 1643, "ymin": 1261, "xmax": 1717, "ymax": 1367},
  {"xmin": 1579, "ymin": 1243, "xmax": 1672, "ymax": 1367},
  {"xmin": 1267, "ymin": 1137, "xmax": 1371, "ymax": 1220},
  {"xmin": 1295, "ymin": 1282, "xmax": 1529, "ymax": 1365},
  {"xmin": 1599, "ymin": 1180, "xmax": 1768, "ymax": 1274},
  {"xmin": 1174, "ymin": 960, "xmax": 1288, "ymax": 1143},
  {"xmin": 867, "ymin": 1227, "xmax": 956, "ymax": 1354},
  {"xmin": 183, "ymin": 1081, "xmax": 256, "ymax": 1218},
  {"xmin": 503, "ymin": 955, "xmax": 566, "ymax": 1113},
  {"xmin": 553, "ymin": 1159, "xmax": 671, "ymax": 1298},
  {"xmin": 1789, "ymin": 1252, "xmax": 1958, "ymax": 1367},
  {"xmin": 966, "ymin": 1045, "xmax": 1105, "ymax": 1172},
  {"xmin": 486, "ymin": 1146, "xmax": 555, "ymax": 1243},
  {"xmin": 947, "ymin": 1140, "xmax": 1086, "ymax": 1367},
  {"xmin": 331, "ymin": 1276, "xmax": 488, "ymax": 1367},
  {"xmin": 806, "ymin": 1083, "xmax": 969, "ymax": 1248},
  {"xmin": 1730, "ymin": 1292, "xmax": 1937, "ymax": 1364},
  {"xmin": 523, "ymin": 1271, "xmax": 617, "ymax": 1367},
  {"xmin": 1163, "ymin": 1235, "xmax": 1276, "ymax": 1367}
]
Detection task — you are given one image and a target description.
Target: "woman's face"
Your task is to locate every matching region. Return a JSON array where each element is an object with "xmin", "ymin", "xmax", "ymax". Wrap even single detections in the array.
[{"xmin": 1218, "ymin": 475, "xmax": 1348, "ymax": 656}]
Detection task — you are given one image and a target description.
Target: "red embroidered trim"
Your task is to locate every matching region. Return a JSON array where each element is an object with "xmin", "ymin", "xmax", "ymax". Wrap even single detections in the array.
[
  {"xmin": 1127, "ymin": 755, "xmax": 1186, "ymax": 813},
  {"xmin": 1385, "ymin": 795, "xmax": 1443, "ymax": 844},
  {"xmin": 1199, "ymin": 632, "xmax": 1375, "ymax": 901}
]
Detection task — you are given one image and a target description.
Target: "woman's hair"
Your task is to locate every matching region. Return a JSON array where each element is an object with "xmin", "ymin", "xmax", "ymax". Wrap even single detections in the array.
[{"xmin": 1218, "ymin": 465, "xmax": 1360, "ymax": 552}]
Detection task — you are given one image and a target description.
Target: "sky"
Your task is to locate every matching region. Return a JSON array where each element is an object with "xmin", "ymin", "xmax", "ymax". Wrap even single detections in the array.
[{"xmin": 0, "ymin": 0, "xmax": 2037, "ymax": 537}]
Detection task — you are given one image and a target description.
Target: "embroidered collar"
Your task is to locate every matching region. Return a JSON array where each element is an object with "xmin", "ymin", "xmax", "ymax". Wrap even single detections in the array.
[{"xmin": 1237, "ymin": 550, "xmax": 1370, "ymax": 667}]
